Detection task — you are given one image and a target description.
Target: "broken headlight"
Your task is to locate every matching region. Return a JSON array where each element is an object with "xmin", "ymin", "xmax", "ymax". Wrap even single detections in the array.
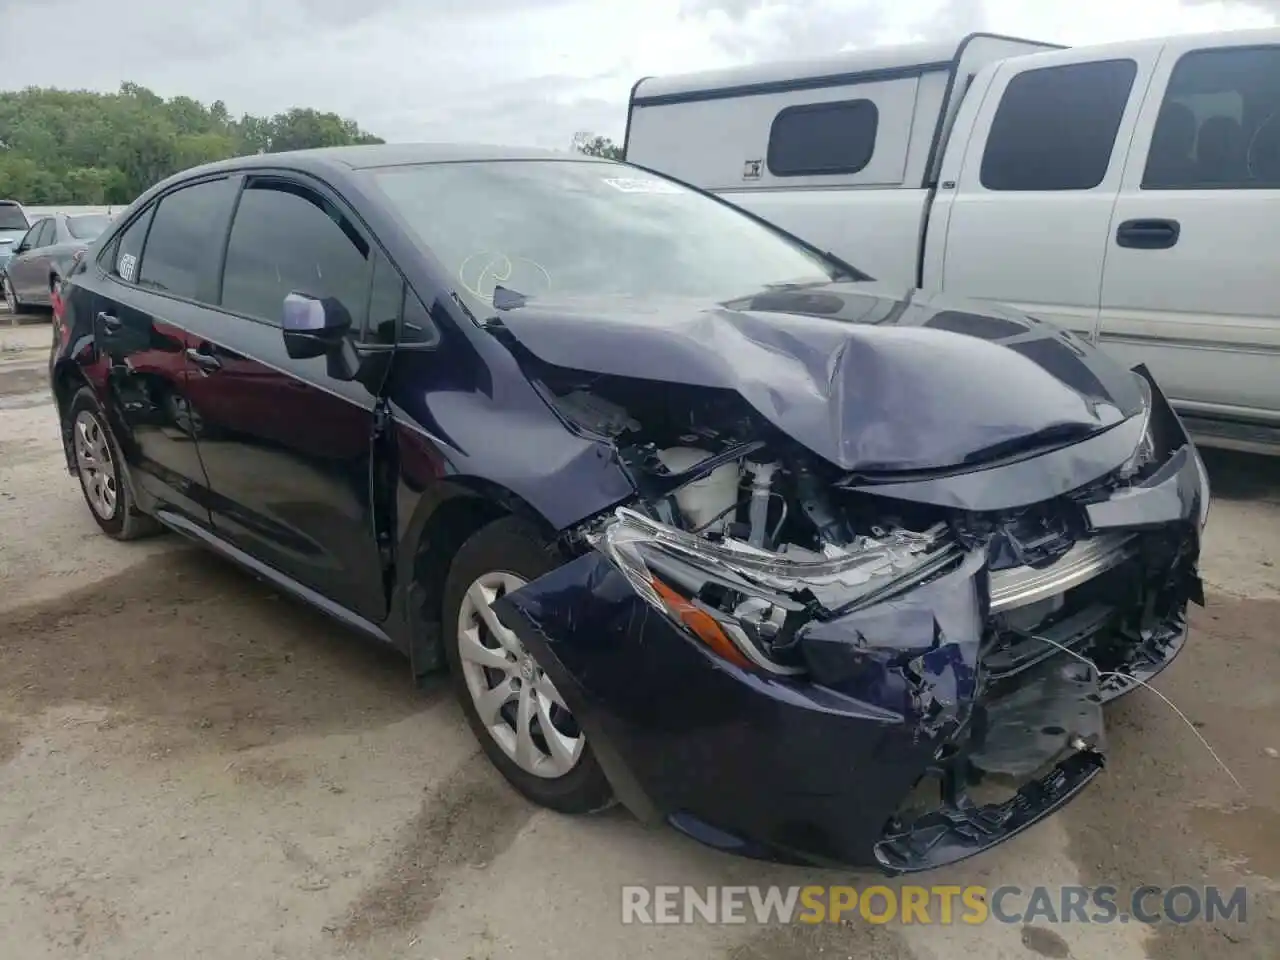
[
  {"xmin": 1117, "ymin": 374, "xmax": 1157, "ymax": 481},
  {"xmin": 593, "ymin": 507, "xmax": 958, "ymax": 675}
]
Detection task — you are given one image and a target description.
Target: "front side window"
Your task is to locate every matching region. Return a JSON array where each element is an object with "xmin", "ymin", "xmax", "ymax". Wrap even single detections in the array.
[
  {"xmin": 369, "ymin": 160, "xmax": 845, "ymax": 310},
  {"xmin": 16, "ymin": 222, "xmax": 43, "ymax": 251},
  {"xmin": 767, "ymin": 99, "xmax": 879, "ymax": 177},
  {"xmin": 981, "ymin": 59, "xmax": 1138, "ymax": 191},
  {"xmin": 1143, "ymin": 46, "xmax": 1280, "ymax": 189},
  {"xmin": 138, "ymin": 178, "xmax": 236, "ymax": 301},
  {"xmin": 24, "ymin": 220, "xmax": 51, "ymax": 249},
  {"xmin": 220, "ymin": 180, "xmax": 372, "ymax": 329}
]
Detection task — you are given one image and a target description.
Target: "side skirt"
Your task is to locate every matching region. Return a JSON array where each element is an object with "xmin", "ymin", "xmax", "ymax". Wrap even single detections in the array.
[{"xmin": 154, "ymin": 509, "xmax": 398, "ymax": 649}]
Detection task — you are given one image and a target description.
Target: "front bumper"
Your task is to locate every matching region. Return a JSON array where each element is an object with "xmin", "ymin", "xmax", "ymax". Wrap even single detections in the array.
[{"xmin": 493, "ymin": 382, "xmax": 1207, "ymax": 874}]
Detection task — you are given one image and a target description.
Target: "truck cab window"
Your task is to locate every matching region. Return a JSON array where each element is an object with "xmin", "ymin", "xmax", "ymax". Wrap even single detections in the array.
[
  {"xmin": 767, "ymin": 99, "xmax": 878, "ymax": 177},
  {"xmin": 1143, "ymin": 46, "xmax": 1280, "ymax": 189},
  {"xmin": 981, "ymin": 59, "xmax": 1138, "ymax": 191}
]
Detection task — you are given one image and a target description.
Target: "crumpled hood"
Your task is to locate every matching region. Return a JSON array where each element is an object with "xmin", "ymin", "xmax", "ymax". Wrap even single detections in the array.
[{"xmin": 488, "ymin": 283, "xmax": 1145, "ymax": 473}]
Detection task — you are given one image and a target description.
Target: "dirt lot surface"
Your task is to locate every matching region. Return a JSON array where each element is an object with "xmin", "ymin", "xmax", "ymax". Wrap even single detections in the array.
[{"xmin": 2, "ymin": 314, "xmax": 1279, "ymax": 959}]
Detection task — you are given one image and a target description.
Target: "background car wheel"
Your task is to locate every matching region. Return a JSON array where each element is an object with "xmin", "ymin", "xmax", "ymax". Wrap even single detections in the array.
[
  {"xmin": 442, "ymin": 515, "xmax": 613, "ymax": 814},
  {"xmin": 67, "ymin": 387, "xmax": 162, "ymax": 541},
  {"xmin": 2, "ymin": 274, "xmax": 21, "ymax": 313}
]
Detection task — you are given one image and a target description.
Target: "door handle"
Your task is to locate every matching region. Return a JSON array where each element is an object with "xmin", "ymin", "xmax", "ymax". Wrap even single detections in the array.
[
  {"xmin": 97, "ymin": 311, "xmax": 122, "ymax": 333},
  {"xmin": 1116, "ymin": 219, "xmax": 1180, "ymax": 250},
  {"xmin": 185, "ymin": 345, "xmax": 222, "ymax": 372}
]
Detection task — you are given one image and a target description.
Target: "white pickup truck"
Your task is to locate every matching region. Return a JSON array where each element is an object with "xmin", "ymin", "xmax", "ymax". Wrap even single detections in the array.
[{"xmin": 624, "ymin": 29, "xmax": 1280, "ymax": 455}]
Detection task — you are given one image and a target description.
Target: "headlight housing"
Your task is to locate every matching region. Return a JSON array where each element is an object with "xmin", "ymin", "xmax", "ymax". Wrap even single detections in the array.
[
  {"xmin": 1117, "ymin": 374, "xmax": 1157, "ymax": 481},
  {"xmin": 593, "ymin": 507, "xmax": 957, "ymax": 674}
]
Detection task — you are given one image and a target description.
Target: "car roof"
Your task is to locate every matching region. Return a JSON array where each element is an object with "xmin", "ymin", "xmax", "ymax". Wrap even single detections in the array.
[{"xmin": 185, "ymin": 142, "xmax": 588, "ymax": 178}]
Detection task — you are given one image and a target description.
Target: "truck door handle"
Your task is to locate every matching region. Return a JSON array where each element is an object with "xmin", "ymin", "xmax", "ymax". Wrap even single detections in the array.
[
  {"xmin": 1116, "ymin": 219, "xmax": 1180, "ymax": 250},
  {"xmin": 97, "ymin": 311, "xmax": 122, "ymax": 333},
  {"xmin": 185, "ymin": 345, "xmax": 222, "ymax": 372}
]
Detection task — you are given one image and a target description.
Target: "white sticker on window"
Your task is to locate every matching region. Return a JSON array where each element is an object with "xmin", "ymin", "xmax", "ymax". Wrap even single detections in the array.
[
  {"xmin": 118, "ymin": 253, "xmax": 137, "ymax": 282},
  {"xmin": 601, "ymin": 177, "xmax": 682, "ymax": 194}
]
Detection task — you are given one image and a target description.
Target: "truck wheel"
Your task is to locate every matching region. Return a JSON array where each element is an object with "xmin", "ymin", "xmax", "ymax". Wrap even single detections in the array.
[{"xmin": 442, "ymin": 516, "xmax": 613, "ymax": 814}]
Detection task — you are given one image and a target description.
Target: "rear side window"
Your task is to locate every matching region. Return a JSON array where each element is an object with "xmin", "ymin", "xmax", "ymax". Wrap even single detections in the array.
[
  {"xmin": 138, "ymin": 178, "xmax": 237, "ymax": 301},
  {"xmin": 767, "ymin": 99, "xmax": 878, "ymax": 177},
  {"xmin": 220, "ymin": 180, "xmax": 372, "ymax": 328},
  {"xmin": 111, "ymin": 208, "xmax": 154, "ymax": 282},
  {"xmin": 1143, "ymin": 46, "xmax": 1280, "ymax": 189},
  {"xmin": 981, "ymin": 59, "xmax": 1138, "ymax": 191}
]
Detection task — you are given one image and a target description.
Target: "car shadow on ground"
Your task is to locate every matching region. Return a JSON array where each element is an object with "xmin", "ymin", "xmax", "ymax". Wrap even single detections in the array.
[{"xmin": 1200, "ymin": 448, "xmax": 1280, "ymax": 504}]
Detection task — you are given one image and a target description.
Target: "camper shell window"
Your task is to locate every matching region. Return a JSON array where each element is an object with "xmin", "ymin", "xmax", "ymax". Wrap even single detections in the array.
[{"xmin": 766, "ymin": 99, "xmax": 879, "ymax": 177}]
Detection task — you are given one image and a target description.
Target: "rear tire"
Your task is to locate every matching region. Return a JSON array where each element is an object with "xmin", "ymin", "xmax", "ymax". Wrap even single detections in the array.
[
  {"xmin": 2, "ymin": 273, "xmax": 23, "ymax": 313},
  {"xmin": 442, "ymin": 516, "xmax": 613, "ymax": 814},
  {"xmin": 67, "ymin": 387, "xmax": 162, "ymax": 541}
]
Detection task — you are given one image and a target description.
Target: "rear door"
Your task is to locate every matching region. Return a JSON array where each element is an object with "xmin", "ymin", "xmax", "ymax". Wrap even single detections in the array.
[
  {"xmin": 77, "ymin": 176, "xmax": 240, "ymax": 528},
  {"xmin": 936, "ymin": 45, "xmax": 1158, "ymax": 340},
  {"xmin": 1099, "ymin": 34, "xmax": 1280, "ymax": 440},
  {"xmin": 187, "ymin": 173, "xmax": 391, "ymax": 622}
]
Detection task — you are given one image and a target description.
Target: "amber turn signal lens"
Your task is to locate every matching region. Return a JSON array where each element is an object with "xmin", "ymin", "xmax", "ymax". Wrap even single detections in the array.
[{"xmin": 649, "ymin": 577, "xmax": 754, "ymax": 670}]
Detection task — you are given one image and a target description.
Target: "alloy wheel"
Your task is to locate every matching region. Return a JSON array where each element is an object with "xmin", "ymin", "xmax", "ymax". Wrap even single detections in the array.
[
  {"xmin": 456, "ymin": 571, "xmax": 585, "ymax": 779},
  {"xmin": 73, "ymin": 410, "xmax": 118, "ymax": 520}
]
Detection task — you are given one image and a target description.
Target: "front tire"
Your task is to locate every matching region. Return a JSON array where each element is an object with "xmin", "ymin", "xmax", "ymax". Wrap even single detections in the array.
[
  {"xmin": 442, "ymin": 516, "xmax": 613, "ymax": 814},
  {"xmin": 67, "ymin": 387, "xmax": 161, "ymax": 540}
]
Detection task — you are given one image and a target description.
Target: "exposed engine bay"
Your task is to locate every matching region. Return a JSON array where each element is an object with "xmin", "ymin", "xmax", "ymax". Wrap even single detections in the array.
[{"xmin": 538, "ymin": 365, "xmax": 1183, "ymax": 680}]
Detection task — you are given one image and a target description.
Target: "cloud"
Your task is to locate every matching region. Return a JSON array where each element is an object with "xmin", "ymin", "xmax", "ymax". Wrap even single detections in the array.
[{"xmin": 1, "ymin": 0, "xmax": 1277, "ymax": 147}]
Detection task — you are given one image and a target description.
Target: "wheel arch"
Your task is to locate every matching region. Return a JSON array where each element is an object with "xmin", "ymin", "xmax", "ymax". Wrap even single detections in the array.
[
  {"xmin": 397, "ymin": 477, "xmax": 558, "ymax": 680},
  {"xmin": 52, "ymin": 360, "xmax": 90, "ymax": 472}
]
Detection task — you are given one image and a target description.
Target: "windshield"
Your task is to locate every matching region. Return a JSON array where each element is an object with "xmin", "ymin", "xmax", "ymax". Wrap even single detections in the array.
[
  {"xmin": 0, "ymin": 205, "xmax": 28, "ymax": 231},
  {"xmin": 370, "ymin": 160, "xmax": 844, "ymax": 307},
  {"xmin": 67, "ymin": 214, "xmax": 110, "ymax": 240}
]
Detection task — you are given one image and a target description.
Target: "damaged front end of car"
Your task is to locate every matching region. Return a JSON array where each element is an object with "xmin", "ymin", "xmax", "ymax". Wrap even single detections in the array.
[{"xmin": 492, "ymin": 357, "xmax": 1208, "ymax": 874}]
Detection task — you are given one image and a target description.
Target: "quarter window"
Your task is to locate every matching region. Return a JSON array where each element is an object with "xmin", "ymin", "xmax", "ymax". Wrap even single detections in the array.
[
  {"xmin": 138, "ymin": 178, "xmax": 236, "ymax": 301},
  {"xmin": 111, "ymin": 207, "xmax": 154, "ymax": 283},
  {"xmin": 981, "ymin": 59, "xmax": 1138, "ymax": 191},
  {"xmin": 220, "ymin": 180, "xmax": 371, "ymax": 329},
  {"xmin": 1143, "ymin": 46, "xmax": 1280, "ymax": 189},
  {"xmin": 767, "ymin": 99, "xmax": 878, "ymax": 177},
  {"xmin": 365, "ymin": 248, "xmax": 403, "ymax": 345}
]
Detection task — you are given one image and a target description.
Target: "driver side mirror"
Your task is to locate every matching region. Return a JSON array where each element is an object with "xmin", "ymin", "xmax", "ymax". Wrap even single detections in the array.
[
  {"xmin": 281, "ymin": 291, "xmax": 359, "ymax": 381},
  {"xmin": 282, "ymin": 292, "xmax": 352, "ymax": 357}
]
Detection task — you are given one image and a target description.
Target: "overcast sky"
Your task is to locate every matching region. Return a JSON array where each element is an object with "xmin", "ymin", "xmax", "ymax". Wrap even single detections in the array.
[{"xmin": 1, "ymin": 0, "xmax": 1277, "ymax": 148}]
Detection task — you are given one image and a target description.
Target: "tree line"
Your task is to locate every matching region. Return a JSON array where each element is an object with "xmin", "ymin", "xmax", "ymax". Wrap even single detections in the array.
[
  {"xmin": 0, "ymin": 80, "xmax": 629, "ymax": 207},
  {"xmin": 0, "ymin": 83, "xmax": 383, "ymax": 205}
]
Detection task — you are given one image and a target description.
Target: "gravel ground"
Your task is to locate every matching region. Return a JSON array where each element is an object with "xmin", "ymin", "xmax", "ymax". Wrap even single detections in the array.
[{"xmin": 1, "ymin": 314, "xmax": 1278, "ymax": 960}]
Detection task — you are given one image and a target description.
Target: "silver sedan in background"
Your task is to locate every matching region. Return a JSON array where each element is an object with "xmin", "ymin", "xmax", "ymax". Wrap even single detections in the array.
[{"xmin": 3, "ymin": 212, "xmax": 112, "ymax": 313}]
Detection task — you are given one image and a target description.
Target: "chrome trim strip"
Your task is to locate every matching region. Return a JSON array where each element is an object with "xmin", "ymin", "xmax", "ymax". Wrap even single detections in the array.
[{"xmin": 990, "ymin": 533, "xmax": 1136, "ymax": 613}]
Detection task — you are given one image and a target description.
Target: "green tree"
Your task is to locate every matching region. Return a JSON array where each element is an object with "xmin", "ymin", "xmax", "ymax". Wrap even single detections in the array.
[
  {"xmin": 571, "ymin": 131, "xmax": 624, "ymax": 160},
  {"xmin": 0, "ymin": 83, "xmax": 384, "ymax": 204}
]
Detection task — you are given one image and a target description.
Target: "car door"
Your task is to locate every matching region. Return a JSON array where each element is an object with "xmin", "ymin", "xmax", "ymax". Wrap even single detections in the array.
[
  {"xmin": 1099, "ymin": 34, "xmax": 1280, "ymax": 443},
  {"xmin": 186, "ymin": 173, "xmax": 390, "ymax": 622},
  {"xmin": 10, "ymin": 218, "xmax": 51, "ymax": 299},
  {"xmin": 935, "ymin": 45, "xmax": 1158, "ymax": 341},
  {"xmin": 74, "ymin": 177, "xmax": 241, "ymax": 529}
]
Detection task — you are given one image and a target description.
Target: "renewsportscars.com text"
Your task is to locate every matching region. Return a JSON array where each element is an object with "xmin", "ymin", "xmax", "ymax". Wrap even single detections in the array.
[{"xmin": 621, "ymin": 884, "xmax": 1248, "ymax": 926}]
